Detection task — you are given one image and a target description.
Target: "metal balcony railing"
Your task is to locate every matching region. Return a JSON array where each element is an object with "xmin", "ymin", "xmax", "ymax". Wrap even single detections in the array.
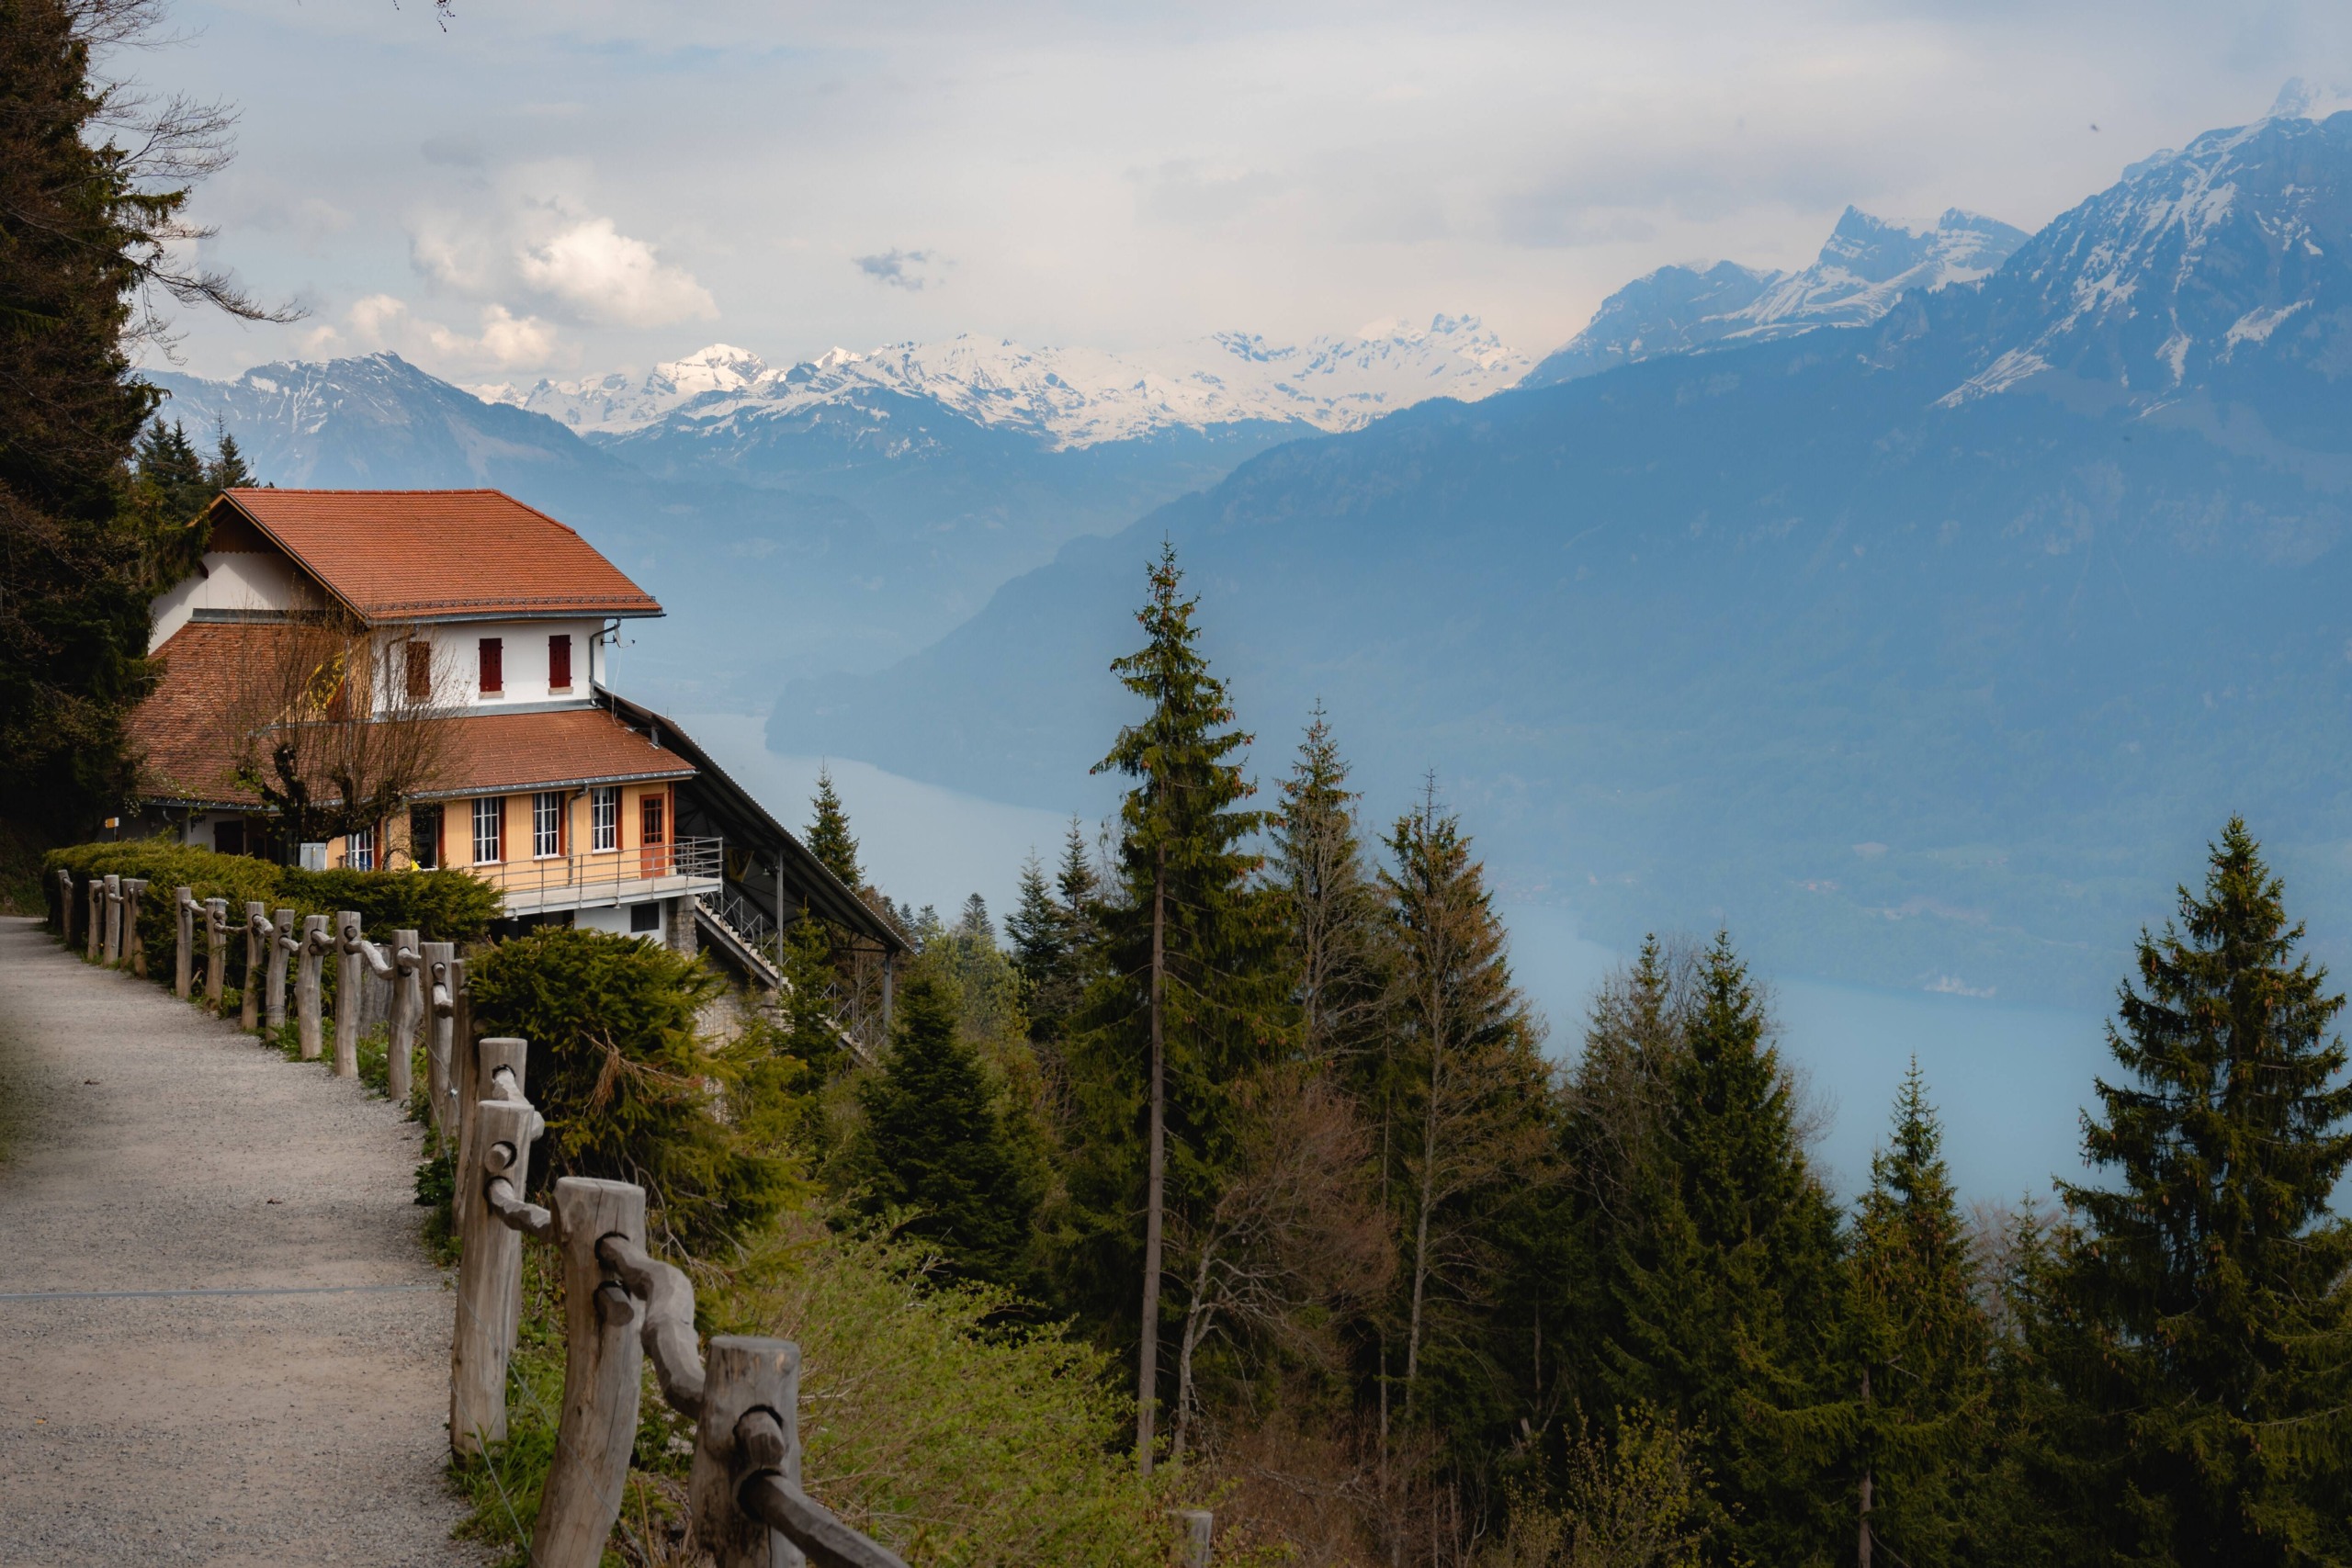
[{"xmin": 476, "ymin": 836, "xmax": 725, "ymax": 916}]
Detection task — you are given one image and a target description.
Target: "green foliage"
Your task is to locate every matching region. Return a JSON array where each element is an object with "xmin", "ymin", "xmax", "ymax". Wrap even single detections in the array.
[
  {"xmin": 1597, "ymin": 933, "xmax": 1847, "ymax": 1566},
  {"xmin": 1057, "ymin": 540, "xmax": 1289, "ymax": 1432},
  {"xmin": 717, "ymin": 1217, "xmax": 1185, "ymax": 1567},
  {"xmin": 1008, "ymin": 820, "xmax": 1104, "ymax": 1053},
  {"xmin": 854, "ymin": 972, "xmax": 1044, "ymax": 1287},
  {"xmin": 1834, "ymin": 1062, "xmax": 1993, "ymax": 1564},
  {"xmin": 44, "ymin": 840, "xmax": 498, "ymax": 997},
  {"xmin": 806, "ymin": 765, "xmax": 865, "ymax": 890},
  {"xmin": 1273, "ymin": 705, "xmax": 1385, "ymax": 1066},
  {"xmin": 468, "ymin": 925, "xmax": 806, "ymax": 1250},
  {"xmin": 2021, "ymin": 819, "xmax": 2352, "ymax": 1566},
  {"xmin": 1487, "ymin": 1410, "xmax": 1713, "ymax": 1568}
]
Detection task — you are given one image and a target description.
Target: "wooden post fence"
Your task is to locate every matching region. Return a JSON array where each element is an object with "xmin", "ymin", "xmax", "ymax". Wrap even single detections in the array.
[
  {"xmin": 55, "ymin": 869, "xmax": 75, "ymax": 949},
  {"xmin": 390, "ymin": 929, "xmax": 422, "ymax": 1105},
  {"xmin": 424, "ymin": 942, "xmax": 457, "ymax": 1137},
  {"xmin": 123, "ymin": 879, "xmax": 148, "ymax": 977},
  {"xmin": 267, "ymin": 908, "xmax": 295, "ymax": 1032},
  {"xmin": 242, "ymin": 902, "xmax": 268, "ymax": 1031},
  {"xmin": 297, "ymin": 914, "xmax": 330, "ymax": 1060},
  {"xmin": 87, "ymin": 878, "xmax": 105, "ymax": 962},
  {"xmin": 173, "ymin": 887, "xmax": 195, "ymax": 998},
  {"xmin": 333, "ymin": 910, "xmax": 364, "ymax": 1077},
  {"xmin": 102, "ymin": 874, "xmax": 122, "ymax": 964},
  {"xmin": 453, "ymin": 1089, "xmax": 544, "ymax": 1455},
  {"xmin": 203, "ymin": 897, "xmax": 229, "ymax": 1011}
]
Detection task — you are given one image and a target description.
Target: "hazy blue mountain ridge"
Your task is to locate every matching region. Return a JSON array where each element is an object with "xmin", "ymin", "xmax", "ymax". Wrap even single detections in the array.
[
  {"xmin": 1525, "ymin": 206, "xmax": 2030, "ymax": 385},
  {"xmin": 771, "ymin": 110, "xmax": 2352, "ymax": 1007}
]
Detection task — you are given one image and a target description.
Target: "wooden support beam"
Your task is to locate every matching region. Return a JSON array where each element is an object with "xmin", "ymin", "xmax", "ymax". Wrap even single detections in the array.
[{"xmin": 532, "ymin": 1178, "xmax": 648, "ymax": 1568}]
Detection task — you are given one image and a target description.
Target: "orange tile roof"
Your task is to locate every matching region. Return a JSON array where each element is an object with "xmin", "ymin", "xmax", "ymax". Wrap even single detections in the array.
[
  {"xmin": 427, "ymin": 707, "xmax": 695, "ymax": 797},
  {"xmin": 215, "ymin": 489, "xmax": 662, "ymax": 624},
  {"xmin": 131, "ymin": 623, "xmax": 693, "ymax": 807},
  {"xmin": 130, "ymin": 620, "xmax": 271, "ymax": 806}
]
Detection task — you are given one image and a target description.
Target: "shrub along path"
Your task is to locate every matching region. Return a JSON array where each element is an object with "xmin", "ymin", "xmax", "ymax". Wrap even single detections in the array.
[{"xmin": 0, "ymin": 917, "xmax": 484, "ymax": 1565}]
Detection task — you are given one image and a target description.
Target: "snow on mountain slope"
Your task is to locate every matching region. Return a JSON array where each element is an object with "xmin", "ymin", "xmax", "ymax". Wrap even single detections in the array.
[
  {"xmin": 1939, "ymin": 108, "xmax": 2352, "ymax": 406},
  {"xmin": 1524, "ymin": 208, "xmax": 2028, "ymax": 386},
  {"xmin": 478, "ymin": 315, "xmax": 1531, "ymax": 449}
]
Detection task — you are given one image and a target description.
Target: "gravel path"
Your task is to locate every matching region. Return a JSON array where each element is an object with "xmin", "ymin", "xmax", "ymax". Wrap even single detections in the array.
[{"xmin": 0, "ymin": 916, "xmax": 488, "ymax": 1566}]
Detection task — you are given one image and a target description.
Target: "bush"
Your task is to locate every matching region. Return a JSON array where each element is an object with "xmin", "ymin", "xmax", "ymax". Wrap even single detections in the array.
[
  {"xmin": 468, "ymin": 925, "xmax": 806, "ymax": 1250},
  {"xmin": 44, "ymin": 839, "xmax": 501, "ymax": 995}
]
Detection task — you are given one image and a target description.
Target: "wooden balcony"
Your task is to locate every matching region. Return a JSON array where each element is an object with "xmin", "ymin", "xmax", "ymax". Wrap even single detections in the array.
[{"xmin": 472, "ymin": 836, "xmax": 724, "ymax": 917}]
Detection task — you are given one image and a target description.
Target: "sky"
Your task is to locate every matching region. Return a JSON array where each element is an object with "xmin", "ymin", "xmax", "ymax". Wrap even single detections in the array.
[{"xmin": 125, "ymin": 1, "xmax": 2352, "ymax": 386}]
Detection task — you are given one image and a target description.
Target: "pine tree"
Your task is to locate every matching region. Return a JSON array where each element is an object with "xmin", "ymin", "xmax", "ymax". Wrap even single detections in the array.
[
  {"xmin": 1272, "ymin": 704, "xmax": 1385, "ymax": 1066},
  {"xmin": 132, "ymin": 418, "xmax": 209, "ymax": 523},
  {"xmin": 1061, "ymin": 540, "xmax": 1283, "ymax": 1473},
  {"xmin": 1840, "ymin": 1061, "xmax": 1992, "ymax": 1568},
  {"xmin": 805, "ymin": 765, "xmax": 863, "ymax": 890},
  {"xmin": 206, "ymin": 422, "xmax": 253, "ymax": 491},
  {"xmin": 2031, "ymin": 819, "xmax": 2352, "ymax": 1566},
  {"xmin": 1600, "ymin": 932, "xmax": 1846, "ymax": 1566},
  {"xmin": 856, "ymin": 972, "xmax": 1040, "ymax": 1287},
  {"xmin": 1008, "ymin": 853, "xmax": 1064, "ymax": 992},
  {"xmin": 1375, "ymin": 788, "xmax": 1555, "ymax": 1456}
]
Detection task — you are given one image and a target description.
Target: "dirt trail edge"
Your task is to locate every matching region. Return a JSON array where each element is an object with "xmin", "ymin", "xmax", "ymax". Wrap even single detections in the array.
[{"xmin": 0, "ymin": 916, "xmax": 487, "ymax": 1566}]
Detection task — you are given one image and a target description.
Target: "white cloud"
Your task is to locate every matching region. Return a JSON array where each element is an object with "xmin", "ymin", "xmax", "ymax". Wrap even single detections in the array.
[
  {"xmin": 310, "ymin": 293, "xmax": 564, "ymax": 374},
  {"xmin": 517, "ymin": 217, "xmax": 717, "ymax": 327}
]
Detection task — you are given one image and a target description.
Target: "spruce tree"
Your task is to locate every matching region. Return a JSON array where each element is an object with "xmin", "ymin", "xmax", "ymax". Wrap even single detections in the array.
[
  {"xmin": 1008, "ymin": 852, "xmax": 1064, "ymax": 994},
  {"xmin": 1272, "ymin": 705, "xmax": 1385, "ymax": 1066},
  {"xmin": 1061, "ymin": 540, "xmax": 1283, "ymax": 1473},
  {"xmin": 856, "ymin": 972, "xmax": 1039, "ymax": 1287},
  {"xmin": 2033, "ymin": 819, "xmax": 2352, "ymax": 1566},
  {"xmin": 1840, "ymin": 1062, "xmax": 1991, "ymax": 1568},
  {"xmin": 1375, "ymin": 787, "xmax": 1555, "ymax": 1472},
  {"xmin": 1600, "ymin": 932, "xmax": 1846, "ymax": 1566},
  {"xmin": 132, "ymin": 418, "xmax": 209, "ymax": 523},
  {"xmin": 805, "ymin": 766, "xmax": 863, "ymax": 890}
]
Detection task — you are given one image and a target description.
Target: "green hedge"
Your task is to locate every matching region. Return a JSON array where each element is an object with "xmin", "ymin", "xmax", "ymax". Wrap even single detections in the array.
[{"xmin": 45, "ymin": 840, "xmax": 502, "ymax": 993}]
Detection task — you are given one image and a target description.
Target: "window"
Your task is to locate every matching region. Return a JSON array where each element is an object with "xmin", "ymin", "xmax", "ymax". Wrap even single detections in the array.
[
  {"xmin": 548, "ymin": 634, "xmax": 572, "ymax": 692},
  {"xmin": 533, "ymin": 791, "xmax": 563, "ymax": 859},
  {"xmin": 346, "ymin": 825, "xmax": 376, "ymax": 872},
  {"xmin": 404, "ymin": 640, "xmax": 433, "ymax": 702},
  {"xmin": 479, "ymin": 637, "xmax": 503, "ymax": 696},
  {"xmin": 630, "ymin": 900, "xmax": 662, "ymax": 934},
  {"xmin": 213, "ymin": 820, "xmax": 245, "ymax": 858},
  {"xmin": 473, "ymin": 796, "xmax": 503, "ymax": 864},
  {"xmin": 409, "ymin": 805, "xmax": 442, "ymax": 870},
  {"xmin": 590, "ymin": 786, "xmax": 619, "ymax": 852}
]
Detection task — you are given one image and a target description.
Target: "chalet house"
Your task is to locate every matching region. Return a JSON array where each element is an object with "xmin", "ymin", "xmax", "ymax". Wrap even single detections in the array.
[{"xmin": 128, "ymin": 488, "xmax": 901, "ymax": 987}]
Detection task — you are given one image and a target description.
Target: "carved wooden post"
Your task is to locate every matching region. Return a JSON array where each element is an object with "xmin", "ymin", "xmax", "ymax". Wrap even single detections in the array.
[
  {"xmin": 456, "ymin": 1037, "xmax": 529, "ymax": 1237},
  {"xmin": 102, "ymin": 874, "xmax": 122, "ymax": 964},
  {"xmin": 532, "ymin": 1178, "xmax": 648, "ymax": 1568},
  {"xmin": 122, "ymin": 880, "xmax": 148, "ymax": 977},
  {"xmin": 388, "ymin": 928, "xmax": 422, "ymax": 1104},
  {"xmin": 87, "ymin": 878, "xmax": 105, "ymax": 961},
  {"xmin": 1173, "ymin": 1510, "xmax": 1214, "ymax": 1568},
  {"xmin": 424, "ymin": 942, "xmax": 456, "ymax": 1137},
  {"xmin": 55, "ymin": 869, "xmax": 76, "ymax": 947},
  {"xmin": 241, "ymin": 902, "xmax": 267, "ymax": 1031},
  {"xmin": 297, "ymin": 914, "xmax": 330, "ymax": 1059},
  {"xmin": 174, "ymin": 887, "xmax": 195, "ymax": 998},
  {"xmin": 691, "ymin": 1338, "xmax": 804, "ymax": 1568},
  {"xmin": 203, "ymin": 897, "xmax": 228, "ymax": 1010},
  {"xmin": 451, "ymin": 1096, "xmax": 541, "ymax": 1456},
  {"xmin": 267, "ymin": 909, "xmax": 295, "ymax": 1032},
  {"xmin": 332, "ymin": 911, "xmax": 364, "ymax": 1077}
]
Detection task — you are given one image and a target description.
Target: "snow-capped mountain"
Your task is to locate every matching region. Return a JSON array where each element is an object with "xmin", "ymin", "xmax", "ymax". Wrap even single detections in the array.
[
  {"xmin": 1523, "ymin": 208, "xmax": 2028, "ymax": 386},
  {"xmin": 1938, "ymin": 108, "xmax": 2352, "ymax": 406},
  {"xmin": 478, "ymin": 315, "xmax": 1531, "ymax": 450}
]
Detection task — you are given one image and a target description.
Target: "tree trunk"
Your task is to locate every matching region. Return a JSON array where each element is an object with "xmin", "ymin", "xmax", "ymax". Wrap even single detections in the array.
[
  {"xmin": 1170, "ymin": 1243, "xmax": 1216, "ymax": 1466},
  {"xmin": 1137, "ymin": 843, "xmax": 1168, "ymax": 1475},
  {"xmin": 1404, "ymin": 975, "xmax": 1445, "ymax": 1404},
  {"xmin": 1858, "ymin": 1368, "xmax": 1873, "ymax": 1568}
]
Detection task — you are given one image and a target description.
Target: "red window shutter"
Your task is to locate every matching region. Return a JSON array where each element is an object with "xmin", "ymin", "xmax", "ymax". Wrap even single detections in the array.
[
  {"xmin": 548, "ymin": 635, "xmax": 571, "ymax": 691},
  {"xmin": 479, "ymin": 637, "xmax": 503, "ymax": 694},
  {"xmin": 405, "ymin": 641, "xmax": 432, "ymax": 701}
]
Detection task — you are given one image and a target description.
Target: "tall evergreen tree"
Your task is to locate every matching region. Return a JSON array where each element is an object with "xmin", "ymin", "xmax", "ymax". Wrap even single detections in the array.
[
  {"xmin": 1060, "ymin": 541, "xmax": 1283, "ymax": 1473},
  {"xmin": 805, "ymin": 765, "xmax": 863, "ymax": 890},
  {"xmin": 132, "ymin": 418, "xmax": 208, "ymax": 522},
  {"xmin": 0, "ymin": 0, "xmax": 280, "ymax": 849},
  {"xmin": 1272, "ymin": 704, "xmax": 1385, "ymax": 1066},
  {"xmin": 1838, "ymin": 1061, "xmax": 1991, "ymax": 1568},
  {"xmin": 1008, "ymin": 852, "xmax": 1064, "ymax": 993},
  {"xmin": 2030, "ymin": 819, "xmax": 2352, "ymax": 1567},
  {"xmin": 1600, "ymin": 932, "xmax": 1846, "ymax": 1567},
  {"xmin": 1375, "ymin": 787, "xmax": 1555, "ymax": 1487},
  {"xmin": 856, "ymin": 972, "xmax": 1041, "ymax": 1287}
]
